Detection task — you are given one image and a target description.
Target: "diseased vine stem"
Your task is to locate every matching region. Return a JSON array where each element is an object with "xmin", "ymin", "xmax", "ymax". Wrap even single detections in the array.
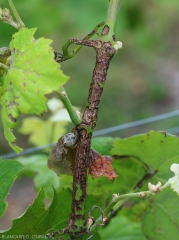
[
  {"xmin": 65, "ymin": 40, "xmax": 116, "ymax": 238},
  {"xmin": 64, "ymin": 0, "xmax": 121, "ymax": 238}
]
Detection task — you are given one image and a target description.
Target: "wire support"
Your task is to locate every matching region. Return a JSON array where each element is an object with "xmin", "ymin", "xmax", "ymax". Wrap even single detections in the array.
[{"xmin": 1, "ymin": 109, "xmax": 179, "ymax": 159}]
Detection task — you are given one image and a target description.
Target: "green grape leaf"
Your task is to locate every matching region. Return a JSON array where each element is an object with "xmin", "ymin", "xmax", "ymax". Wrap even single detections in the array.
[
  {"xmin": 99, "ymin": 215, "xmax": 145, "ymax": 240},
  {"xmin": 0, "ymin": 159, "xmax": 23, "ymax": 217},
  {"xmin": 0, "ymin": 188, "xmax": 104, "ymax": 239},
  {"xmin": 17, "ymin": 155, "xmax": 60, "ymax": 200},
  {"xmin": 111, "ymin": 131, "xmax": 179, "ymax": 182},
  {"xmin": 111, "ymin": 131, "xmax": 179, "ymax": 239},
  {"xmin": 0, "ymin": 188, "xmax": 71, "ymax": 236},
  {"xmin": 91, "ymin": 137, "xmax": 117, "ymax": 156},
  {"xmin": 142, "ymin": 188, "xmax": 179, "ymax": 240},
  {"xmin": 118, "ymin": 199, "xmax": 150, "ymax": 224},
  {"xmin": 0, "ymin": 28, "xmax": 69, "ymax": 153}
]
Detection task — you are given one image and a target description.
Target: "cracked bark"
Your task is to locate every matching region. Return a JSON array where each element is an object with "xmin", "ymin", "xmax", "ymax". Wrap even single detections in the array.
[{"xmin": 65, "ymin": 40, "xmax": 116, "ymax": 238}]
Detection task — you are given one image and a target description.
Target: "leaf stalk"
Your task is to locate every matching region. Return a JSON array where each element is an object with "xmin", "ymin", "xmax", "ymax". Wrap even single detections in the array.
[
  {"xmin": 55, "ymin": 87, "xmax": 82, "ymax": 126},
  {"xmin": 8, "ymin": 0, "xmax": 25, "ymax": 28}
]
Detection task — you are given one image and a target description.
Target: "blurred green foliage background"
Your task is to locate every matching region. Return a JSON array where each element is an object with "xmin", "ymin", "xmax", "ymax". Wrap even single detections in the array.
[{"xmin": 0, "ymin": 0, "xmax": 179, "ymax": 153}]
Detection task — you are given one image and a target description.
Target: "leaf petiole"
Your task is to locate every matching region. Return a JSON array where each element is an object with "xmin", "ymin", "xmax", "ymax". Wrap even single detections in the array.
[
  {"xmin": 55, "ymin": 86, "xmax": 82, "ymax": 126},
  {"xmin": 8, "ymin": 0, "xmax": 25, "ymax": 28}
]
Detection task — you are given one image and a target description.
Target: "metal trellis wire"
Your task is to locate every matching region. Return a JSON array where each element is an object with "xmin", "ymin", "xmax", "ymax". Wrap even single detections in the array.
[{"xmin": 1, "ymin": 109, "xmax": 179, "ymax": 159}]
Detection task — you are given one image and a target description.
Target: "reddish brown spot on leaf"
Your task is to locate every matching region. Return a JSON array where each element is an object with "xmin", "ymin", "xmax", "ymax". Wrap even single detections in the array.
[{"xmin": 89, "ymin": 149, "xmax": 118, "ymax": 181}]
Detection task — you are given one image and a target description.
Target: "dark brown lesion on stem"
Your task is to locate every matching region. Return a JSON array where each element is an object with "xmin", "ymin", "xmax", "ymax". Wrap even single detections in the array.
[
  {"xmin": 102, "ymin": 25, "xmax": 110, "ymax": 35},
  {"xmin": 65, "ymin": 39, "xmax": 116, "ymax": 238}
]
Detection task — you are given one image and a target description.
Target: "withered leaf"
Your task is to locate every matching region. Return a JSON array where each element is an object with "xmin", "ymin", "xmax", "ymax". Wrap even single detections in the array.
[
  {"xmin": 48, "ymin": 132, "xmax": 118, "ymax": 181},
  {"xmin": 48, "ymin": 132, "xmax": 77, "ymax": 175},
  {"xmin": 89, "ymin": 149, "xmax": 118, "ymax": 181}
]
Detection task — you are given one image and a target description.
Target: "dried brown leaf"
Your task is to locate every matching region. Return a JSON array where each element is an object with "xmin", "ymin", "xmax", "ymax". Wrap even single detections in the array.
[
  {"xmin": 89, "ymin": 149, "xmax": 118, "ymax": 181},
  {"xmin": 48, "ymin": 132, "xmax": 118, "ymax": 181}
]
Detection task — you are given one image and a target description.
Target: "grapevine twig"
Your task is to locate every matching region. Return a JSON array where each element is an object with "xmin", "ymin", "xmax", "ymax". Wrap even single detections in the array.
[
  {"xmin": 63, "ymin": 0, "xmax": 121, "ymax": 238},
  {"xmin": 55, "ymin": 22, "xmax": 104, "ymax": 62},
  {"xmin": 64, "ymin": 39, "xmax": 116, "ymax": 238}
]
